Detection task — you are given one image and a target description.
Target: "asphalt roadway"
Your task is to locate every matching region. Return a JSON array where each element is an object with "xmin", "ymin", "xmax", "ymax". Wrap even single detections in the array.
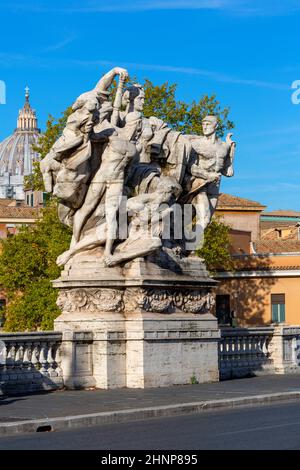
[{"xmin": 0, "ymin": 401, "xmax": 300, "ymax": 450}]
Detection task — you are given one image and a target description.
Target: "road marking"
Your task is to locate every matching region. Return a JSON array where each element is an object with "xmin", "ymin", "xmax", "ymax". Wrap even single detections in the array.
[{"xmin": 217, "ymin": 420, "xmax": 300, "ymax": 436}]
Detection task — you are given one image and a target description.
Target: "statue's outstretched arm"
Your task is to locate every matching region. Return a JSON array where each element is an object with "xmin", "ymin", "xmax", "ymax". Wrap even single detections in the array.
[
  {"xmin": 94, "ymin": 67, "xmax": 128, "ymax": 93},
  {"xmin": 222, "ymin": 133, "xmax": 236, "ymax": 177}
]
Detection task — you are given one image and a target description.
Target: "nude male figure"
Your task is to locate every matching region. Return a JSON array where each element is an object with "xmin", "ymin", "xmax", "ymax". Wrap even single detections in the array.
[
  {"xmin": 186, "ymin": 115, "xmax": 236, "ymax": 231},
  {"xmin": 71, "ymin": 135, "xmax": 137, "ymax": 257}
]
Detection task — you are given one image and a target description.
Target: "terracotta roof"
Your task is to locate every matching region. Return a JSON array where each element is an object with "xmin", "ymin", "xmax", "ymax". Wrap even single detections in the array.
[
  {"xmin": 260, "ymin": 220, "xmax": 300, "ymax": 229},
  {"xmin": 217, "ymin": 193, "xmax": 266, "ymax": 210},
  {"xmin": 262, "ymin": 210, "xmax": 300, "ymax": 217},
  {"xmin": 254, "ymin": 240, "xmax": 300, "ymax": 254},
  {"xmin": 0, "ymin": 205, "xmax": 39, "ymax": 219},
  {"xmin": 0, "ymin": 199, "xmax": 25, "ymax": 207},
  {"xmin": 231, "ymin": 264, "xmax": 300, "ymax": 272}
]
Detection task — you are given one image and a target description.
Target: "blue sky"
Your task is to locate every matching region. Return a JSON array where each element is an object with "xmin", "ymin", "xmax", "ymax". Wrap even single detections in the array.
[{"xmin": 0, "ymin": 0, "xmax": 300, "ymax": 210}]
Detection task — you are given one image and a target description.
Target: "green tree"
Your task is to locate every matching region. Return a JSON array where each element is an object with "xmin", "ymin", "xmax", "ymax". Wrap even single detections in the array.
[
  {"xmin": 0, "ymin": 202, "xmax": 71, "ymax": 331},
  {"xmin": 143, "ymin": 80, "xmax": 233, "ymax": 137},
  {"xmin": 197, "ymin": 217, "xmax": 234, "ymax": 273}
]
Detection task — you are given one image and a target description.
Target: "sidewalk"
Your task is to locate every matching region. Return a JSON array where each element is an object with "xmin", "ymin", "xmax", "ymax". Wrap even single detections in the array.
[{"xmin": 1, "ymin": 374, "xmax": 300, "ymax": 436}]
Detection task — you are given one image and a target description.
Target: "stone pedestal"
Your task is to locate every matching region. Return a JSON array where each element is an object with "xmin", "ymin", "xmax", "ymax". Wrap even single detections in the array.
[{"xmin": 53, "ymin": 253, "xmax": 220, "ymax": 389}]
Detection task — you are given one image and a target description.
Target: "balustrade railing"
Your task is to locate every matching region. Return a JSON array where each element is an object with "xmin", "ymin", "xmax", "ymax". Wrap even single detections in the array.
[
  {"xmin": 1, "ymin": 325, "xmax": 300, "ymax": 394},
  {"xmin": 219, "ymin": 327, "xmax": 274, "ymax": 379},
  {"xmin": 0, "ymin": 332, "xmax": 63, "ymax": 394}
]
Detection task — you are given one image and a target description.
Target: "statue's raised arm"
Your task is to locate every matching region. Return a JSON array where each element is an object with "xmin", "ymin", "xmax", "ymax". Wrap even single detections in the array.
[{"xmin": 72, "ymin": 67, "xmax": 128, "ymax": 111}]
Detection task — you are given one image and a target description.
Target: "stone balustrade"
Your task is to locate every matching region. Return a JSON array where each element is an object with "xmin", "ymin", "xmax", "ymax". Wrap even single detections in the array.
[
  {"xmin": 219, "ymin": 327, "xmax": 275, "ymax": 379},
  {"xmin": 1, "ymin": 325, "xmax": 300, "ymax": 394},
  {"xmin": 0, "ymin": 332, "xmax": 63, "ymax": 394},
  {"xmin": 268, "ymin": 325, "xmax": 300, "ymax": 374}
]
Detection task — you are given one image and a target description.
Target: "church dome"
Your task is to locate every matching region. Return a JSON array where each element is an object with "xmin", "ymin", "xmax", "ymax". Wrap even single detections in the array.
[{"xmin": 0, "ymin": 87, "xmax": 40, "ymax": 200}]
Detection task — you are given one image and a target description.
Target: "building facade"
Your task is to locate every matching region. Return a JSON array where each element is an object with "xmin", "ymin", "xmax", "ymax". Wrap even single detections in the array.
[{"xmin": 214, "ymin": 195, "xmax": 300, "ymax": 327}]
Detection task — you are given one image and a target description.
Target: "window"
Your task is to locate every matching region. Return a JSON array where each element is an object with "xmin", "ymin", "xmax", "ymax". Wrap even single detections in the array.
[
  {"xmin": 30, "ymin": 194, "xmax": 34, "ymax": 207},
  {"xmin": 216, "ymin": 295, "xmax": 231, "ymax": 325},
  {"xmin": 43, "ymin": 192, "xmax": 49, "ymax": 206},
  {"xmin": 271, "ymin": 294, "xmax": 285, "ymax": 323}
]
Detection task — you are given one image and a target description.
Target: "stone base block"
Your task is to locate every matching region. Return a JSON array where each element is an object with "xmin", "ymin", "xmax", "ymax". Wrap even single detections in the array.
[
  {"xmin": 53, "ymin": 256, "xmax": 219, "ymax": 389},
  {"xmin": 125, "ymin": 315, "xmax": 220, "ymax": 387}
]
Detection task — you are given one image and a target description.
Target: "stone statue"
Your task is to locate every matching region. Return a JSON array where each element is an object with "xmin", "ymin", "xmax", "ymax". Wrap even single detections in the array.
[
  {"xmin": 183, "ymin": 115, "xmax": 236, "ymax": 231},
  {"xmin": 41, "ymin": 69, "xmax": 236, "ymax": 270},
  {"xmin": 49, "ymin": 70, "xmax": 233, "ymax": 390}
]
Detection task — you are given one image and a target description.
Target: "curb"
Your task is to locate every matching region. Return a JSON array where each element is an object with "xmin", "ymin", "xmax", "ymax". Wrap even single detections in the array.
[{"xmin": 1, "ymin": 391, "xmax": 300, "ymax": 437}]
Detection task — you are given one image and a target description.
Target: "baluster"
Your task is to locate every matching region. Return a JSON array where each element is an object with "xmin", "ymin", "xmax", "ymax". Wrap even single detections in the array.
[
  {"xmin": 225, "ymin": 338, "xmax": 230, "ymax": 367},
  {"xmin": 39, "ymin": 342, "xmax": 49, "ymax": 376},
  {"xmin": 251, "ymin": 336, "xmax": 256, "ymax": 367},
  {"xmin": 231, "ymin": 337, "xmax": 237, "ymax": 367},
  {"xmin": 229, "ymin": 337, "xmax": 235, "ymax": 370},
  {"xmin": 261, "ymin": 336, "xmax": 266, "ymax": 355},
  {"xmin": 31, "ymin": 343, "xmax": 40, "ymax": 372},
  {"xmin": 256, "ymin": 336, "xmax": 261, "ymax": 363},
  {"xmin": 6, "ymin": 343, "xmax": 16, "ymax": 372},
  {"xmin": 251, "ymin": 336, "xmax": 256, "ymax": 366},
  {"xmin": 242, "ymin": 336, "xmax": 247, "ymax": 367},
  {"xmin": 257, "ymin": 336, "xmax": 261, "ymax": 362},
  {"xmin": 0, "ymin": 341, "xmax": 7, "ymax": 373},
  {"xmin": 23, "ymin": 342, "xmax": 31, "ymax": 371},
  {"xmin": 54, "ymin": 344, "xmax": 62, "ymax": 377},
  {"xmin": 47, "ymin": 343, "xmax": 56, "ymax": 376},
  {"xmin": 237, "ymin": 336, "xmax": 242, "ymax": 362},
  {"xmin": 16, "ymin": 343, "xmax": 24, "ymax": 371}
]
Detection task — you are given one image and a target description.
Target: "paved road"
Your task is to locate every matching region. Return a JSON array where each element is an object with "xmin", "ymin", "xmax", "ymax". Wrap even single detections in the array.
[
  {"xmin": 1, "ymin": 374, "xmax": 300, "ymax": 423},
  {"xmin": 1, "ymin": 401, "xmax": 300, "ymax": 450}
]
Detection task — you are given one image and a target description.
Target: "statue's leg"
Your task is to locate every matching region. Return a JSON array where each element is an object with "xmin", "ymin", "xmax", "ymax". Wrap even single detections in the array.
[
  {"xmin": 72, "ymin": 181, "xmax": 106, "ymax": 243},
  {"xmin": 184, "ymin": 191, "xmax": 210, "ymax": 251},
  {"xmin": 103, "ymin": 182, "xmax": 123, "ymax": 257},
  {"xmin": 57, "ymin": 225, "xmax": 106, "ymax": 266},
  {"xmin": 209, "ymin": 195, "xmax": 219, "ymax": 220},
  {"xmin": 195, "ymin": 191, "xmax": 211, "ymax": 232},
  {"xmin": 105, "ymin": 237, "xmax": 161, "ymax": 267}
]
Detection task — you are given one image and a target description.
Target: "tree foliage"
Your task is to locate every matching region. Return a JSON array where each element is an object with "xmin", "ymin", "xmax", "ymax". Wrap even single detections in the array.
[
  {"xmin": 197, "ymin": 217, "xmax": 234, "ymax": 273},
  {"xmin": 0, "ymin": 203, "xmax": 71, "ymax": 331},
  {"xmin": 143, "ymin": 80, "xmax": 233, "ymax": 137}
]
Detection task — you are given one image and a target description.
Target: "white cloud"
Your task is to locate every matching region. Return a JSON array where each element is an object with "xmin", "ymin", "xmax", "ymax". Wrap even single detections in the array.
[
  {"xmin": 3, "ymin": 0, "xmax": 300, "ymax": 16},
  {"xmin": 0, "ymin": 53, "xmax": 289, "ymax": 91},
  {"xmin": 1, "ymin": 0, "xmax": 230, "ymax": 13},
  {"xmin": 41, "ymin": 35, "xmax": 77, "ymax": 53},
  {"xmin": 69, "ymin": 58, "xmax": 290, "ymax": 91}
]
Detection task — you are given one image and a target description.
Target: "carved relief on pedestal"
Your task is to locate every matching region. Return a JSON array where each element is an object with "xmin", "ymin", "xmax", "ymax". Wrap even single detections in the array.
[
  {"xmin": 57, "ymin": 286, "xmax": 214, "ymax": 315},
  {"xmin": 174, "ymin": 290, "xmax": 215, "ymax": 314},
  {"xmin": 124, "ymin": 287, "xmax": 215, "ymax": 314},
  {"xmin": 143, "ymin": 289, "xmax": 174, "ymax": 313},
  {"xmin": 57, "ymin": 288, "xmax": 124, "ymax": 313}
]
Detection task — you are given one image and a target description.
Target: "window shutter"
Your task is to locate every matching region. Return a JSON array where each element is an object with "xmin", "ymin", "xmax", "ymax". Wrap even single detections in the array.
[{"xmin": 271, "ymin": 294, "xmax": 285, "ymax": 304}]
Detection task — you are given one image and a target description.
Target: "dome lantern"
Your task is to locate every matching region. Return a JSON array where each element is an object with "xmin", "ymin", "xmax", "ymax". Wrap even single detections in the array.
[
  {"xmin": 16, "ymin": 86, "xmax": 39, "ymax": 132},
  {"xmin": 0, "ymin": 87, "xmax": 40, "ymax": 200}
]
